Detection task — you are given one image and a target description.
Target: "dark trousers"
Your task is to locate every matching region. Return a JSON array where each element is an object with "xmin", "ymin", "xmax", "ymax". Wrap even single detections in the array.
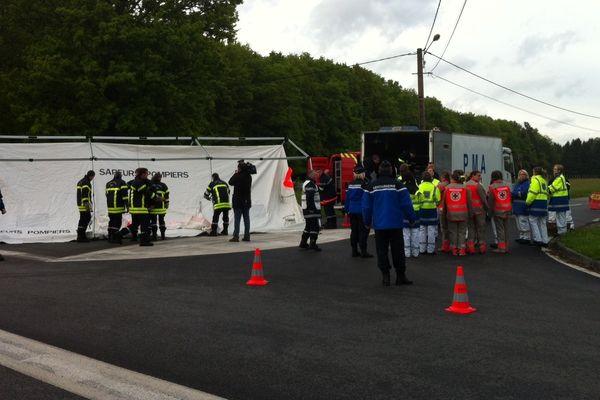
[
  {"xmin": 78, "ymin": 211, "xmax": 91, "ymax": 230},
  {"xmin": 350, "ymin": 213, "xmax": 369, "ymax": 252},
  {"xmin": 212, "ymin": 209, "xmax": 230, "ymax": 226},
  {"xmin": 323, "ymin": 202, "xmax": 336, "ymax": 228},
  {"xmin": 375, "ymin": 229, "xmax": 406, "ymax": 275},
  {"xmin": 108, "ymin": 213, "xmax": 122, "ymax": 237},
  {"xmin": 150, "ymin": 214, "xmax": 166, "ymax": 232},
  {"xmin": 301, "ymin": 217, "xmax": 320, "ymax": 247},
  {"xmin": 130, "ymin": 214, "xmax": 151, "ymax": 242},
  {"xmin": 233, "ymin": 207, "xmax": 250, "ymax": 239}
]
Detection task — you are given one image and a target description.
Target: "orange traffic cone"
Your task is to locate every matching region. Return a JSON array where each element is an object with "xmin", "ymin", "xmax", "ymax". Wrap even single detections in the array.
[
  {"xmin": 445, "ymin": 266, "xmax": 477, "ymax": 314},
  {"xmin": 246, "ymin": 248, "xmax": 268, "ymax": 286},
  {"xmin": 342, "ymin": 213, "xmax": 351, "ymax": 228}
]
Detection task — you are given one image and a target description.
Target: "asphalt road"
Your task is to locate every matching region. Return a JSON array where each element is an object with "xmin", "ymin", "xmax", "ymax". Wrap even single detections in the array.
[{"xmin": 0, "ymin": 202, "xmax": 598, "ymax": 400}]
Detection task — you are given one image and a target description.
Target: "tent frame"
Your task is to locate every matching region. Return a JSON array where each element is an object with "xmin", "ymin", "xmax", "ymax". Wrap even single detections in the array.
[{"xmin": 0, "ymin": 135, "xmax": 310, "ymax": 162}]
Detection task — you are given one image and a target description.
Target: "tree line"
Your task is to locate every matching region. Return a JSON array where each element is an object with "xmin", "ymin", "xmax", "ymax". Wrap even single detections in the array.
[{"xmin": 0, "ymin": 1, "xmax": 596, "ymax": 176}]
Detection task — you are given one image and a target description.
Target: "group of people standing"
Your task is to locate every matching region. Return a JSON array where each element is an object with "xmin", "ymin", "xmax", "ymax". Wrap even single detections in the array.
[
  {"xmin": 76, "ymin": 168, "xmax": 170, "ymax": 246},
  {"xmin": 75, "ymin": 160, "xmax": 255, "ymax": 246},
  {"xmin": 306, "ymin": 159, "xmax": 572, "ymax": 286}
]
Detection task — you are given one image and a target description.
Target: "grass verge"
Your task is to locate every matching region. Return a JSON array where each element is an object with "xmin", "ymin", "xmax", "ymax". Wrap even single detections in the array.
[
  {"xmin": 560, "ymin": 224, "xmax": 600, "ymax": 260},
  {"xmin": 569, "ymin": 178, "xmax": 600, "ymax": 198}
]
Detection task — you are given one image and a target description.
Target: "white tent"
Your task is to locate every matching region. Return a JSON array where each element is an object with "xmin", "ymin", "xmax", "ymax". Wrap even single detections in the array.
[{"xmin": 0, "ymin": 138, "xmax": 305, "ymax": 243}]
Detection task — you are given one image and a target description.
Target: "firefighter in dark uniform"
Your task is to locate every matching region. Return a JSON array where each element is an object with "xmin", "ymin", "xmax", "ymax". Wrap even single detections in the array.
[
  {"xmin": 300, "ymin": 170, "xmax": 322, "ymax": 251},
  {"xmin": 105, "ymin": 171, "xmax": 128, "ymax": 242},
  {"xmin": 114, "ymin": 168, "xmax": 155, "ymax": 246},
  {"xmin": 76, "ymin": 170, "xmax": 95, "ymax": 243},
  {"xmin": 319, "ymin": 169, "xmax": 337, "ymax": 229},
  {"xmin": 362, "ymin": 161, "xmax": 417, "ymax": 286},
  {"xmin": 149, "ymin": 172, "xmax": 169, "ymax": 241},
  {"xmin": 0, "ymin": 188, "xmax": 6, "ymax": 261},
  {"xmin": 204, "ymin": 173, "xmax": 231, "ymax": 236},
  {"xmin": 344, "ymin": 165, "xmax": 373, "ymax": 258}
]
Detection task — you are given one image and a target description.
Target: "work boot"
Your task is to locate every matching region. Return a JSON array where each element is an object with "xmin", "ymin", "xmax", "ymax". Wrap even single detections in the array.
[
  {"xmin": 139, "ymin": 234, "xmax": 154, "ymax": 247},
  {"xmin": 360, "ymin": 249, "xmax": 374, "ymax": 258},
  {"xmin": 229, "ymin": 236, "xmax": 239, "ymax": 242},
  {"xmin": 209, "ymin": 224, "xmax": 218, "ymax": 237},
  {"xmin": 0, "ymin": 254, "xmax": 4, "ymax": 261},
  {"xmin": 220, "ymin": 224, "xmax": 229, "ymax": 236},
  {"xmin": 76, "ymin": 229, "xmax": 89, "ymax": 243},
  {"xmin": 309, "ymin": 234, "xmax": 321, "ymax": 251},
  {"xmin": 458, "ymin": 248, "xmax": 467, "ymax": 257},
  {"xmin": 396, "ymin": 275, "xmax": 413, "ymax": 285},
  {"xmin": 381, "ymin": 270, "xmax": 391, "ymax": 286},
  {"xmin": 107, "ymin": 231, "xmax": 113, "ymax": 242},
  {"xmin": 242, "ymin": 236, "xmax": 251, "ymax": 242},
  {"xmin": 352, "ymin": 247, "xmax": 360, "ymax": 257},
  {"xmin": 299, "ymin": 232, "xmax": 310, "ymax": 249},
  {"xmin": 160, "ymin": 228, "xmax": 166, "ymax": 240},
  {"xmin": 152, "ymin": 232, "xmax": 158, "ymax": 241}
]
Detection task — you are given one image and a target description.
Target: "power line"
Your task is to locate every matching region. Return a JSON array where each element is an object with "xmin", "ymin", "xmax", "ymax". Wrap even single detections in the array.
[
  {"xmin": 429, "ymin": 0, "xmax": 467, "ymax": 72},
  {"xmin": 430, "ymin": 73, "xmax": 600, "ymax": 133},
  {"xmin": 427, "ymin": 51, "xmax": 600, "ymax": 120},
  {"xmin": 260, "ymin": 51, "xmax": 416, "ymax": 84},
  {"xmin": 423, "ymin": 0, "xmax": 442, "ymax": 49}
]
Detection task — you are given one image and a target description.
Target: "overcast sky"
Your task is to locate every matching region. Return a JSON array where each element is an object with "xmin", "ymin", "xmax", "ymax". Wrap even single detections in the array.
[{"xmin": 236, "ymin": 0, "xmax": 600, "ymax": 144}]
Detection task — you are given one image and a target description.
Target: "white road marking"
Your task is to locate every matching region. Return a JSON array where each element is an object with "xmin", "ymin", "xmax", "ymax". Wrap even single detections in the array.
[
  {"xmin": 0, "ymin": 329, "xmax": 225, "ymax": 400},
  {"xmin": 0, "ymin": 250, "xmax": 57, "ymax": 262},
  {"xmin": 543, "ymin": 249, "xmax": 600, "ymax": 279}
]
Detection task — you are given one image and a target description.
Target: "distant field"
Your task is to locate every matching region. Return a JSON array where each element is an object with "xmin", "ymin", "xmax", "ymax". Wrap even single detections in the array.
[
  {"xmin": 569, "ymin": 178, "xmax": 600, "ymax": 198},
  {"xmin": 560, "ymin": 225, "xmax": 600, "ymax": 260}
]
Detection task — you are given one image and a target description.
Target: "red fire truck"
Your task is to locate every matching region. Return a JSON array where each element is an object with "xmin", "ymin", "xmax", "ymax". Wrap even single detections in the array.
[{"xmin": 308, "ymin": 152, "xmax": 360, "ymax": 204}]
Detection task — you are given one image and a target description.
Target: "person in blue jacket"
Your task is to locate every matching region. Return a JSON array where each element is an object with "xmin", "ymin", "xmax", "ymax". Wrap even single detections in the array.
[
  {"xmin": 344, "ymin": 165, "xmax": 373, "ymax": 258},
  {"xmin": 512, "ymin": 169, "xmax": 531, "ymax": 244},
  {"xmin": 362, "ymin": 160, "xmax": 417, "ymax": 286},
  {"xmin": 0, "ymin": 188, "xmax": 6, "ymax": 261}
]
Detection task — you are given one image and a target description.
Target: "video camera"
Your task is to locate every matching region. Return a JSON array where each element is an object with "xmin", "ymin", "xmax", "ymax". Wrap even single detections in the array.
[{"xmin": 238, "ymin": 159, "xmax": 257, "ymax": 175}]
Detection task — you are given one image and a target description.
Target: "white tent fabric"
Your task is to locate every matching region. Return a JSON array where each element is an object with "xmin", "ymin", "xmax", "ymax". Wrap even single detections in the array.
[{"xmin": 0, "ymin": 142, "xmax": 304, "ymax": 243}]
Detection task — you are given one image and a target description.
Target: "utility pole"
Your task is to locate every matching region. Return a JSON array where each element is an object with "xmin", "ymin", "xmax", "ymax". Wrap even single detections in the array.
[{"xmin": 417, "ymin": 48, "xmax": 426, "ymax": 130}]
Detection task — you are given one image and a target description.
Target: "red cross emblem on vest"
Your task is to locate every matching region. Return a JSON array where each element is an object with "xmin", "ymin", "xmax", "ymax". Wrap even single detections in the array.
[
  {"xmin": 498, "ymin": 190, "xmax": 508, "ymax": 200},
  {"xmin": 451, "ymin": 191, "xmax": 461, "ymax": 201}
]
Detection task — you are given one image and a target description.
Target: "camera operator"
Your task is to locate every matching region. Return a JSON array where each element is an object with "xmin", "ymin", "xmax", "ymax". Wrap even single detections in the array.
[{"xmin": 228, "ymin": 160, "xmax": 255, "ymax": 242}]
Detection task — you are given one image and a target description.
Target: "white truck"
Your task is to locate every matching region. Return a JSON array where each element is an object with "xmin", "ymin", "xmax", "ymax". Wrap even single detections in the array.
[{"xmin": 361, "ymin": 127, "xmax": 515, "ymax": 186}]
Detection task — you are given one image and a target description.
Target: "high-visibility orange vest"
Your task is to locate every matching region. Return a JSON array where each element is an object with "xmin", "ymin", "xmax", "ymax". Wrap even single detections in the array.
[
  {"xmin": 445, "ymin": 187, "xmax": 468, "ymax": 215},
  {"xmin": 491, "ymin": 184, "xmax": 512, "ymax": 212},
  {"xmin": 466, "ymin": 183, "xmax": 482, "ymax": 209}
]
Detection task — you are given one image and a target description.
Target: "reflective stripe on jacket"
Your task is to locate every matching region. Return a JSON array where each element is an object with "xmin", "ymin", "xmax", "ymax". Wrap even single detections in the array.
[
  {"xmin": 150, "ymin": 182, "xmax": 169, "ymax": 215},
  {"xmin": 526, "ymin": 175, "xmax": 548, "ymax": 216},
  {"xmin": 302, "ymin": 179, "xmax": 321, "ymax": 219},
  {"xmin": 548, "ymin": 174, "xmax": 570, "ymax": 212},
  {"xmin": 76, "ymin": 176, "xmax": 93, "ymax": 212},
  {"xmin": 105, "ymin": 178, "xmax": 128, "ymax": 214}
]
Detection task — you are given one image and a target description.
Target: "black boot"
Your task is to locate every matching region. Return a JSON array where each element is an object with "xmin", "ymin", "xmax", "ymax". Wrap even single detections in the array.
[
  {"xmin": 352, "ymin": 247, "xmax": 361, "ymax": 257},
  {"xmin": 107, "ymin": 231, "xmax": 113, "ymax": 242},
  {"xmin": 220, "ymin": 224, "xmax": 228, "ymax": 236},
  {"xmin": 139, "ymin": 233, "xmax": 154, "ymax": 247},
  {"xmin": 309, "ymin": 234, "xmax": 321, "ymax": 251},
  {"xmin": 396, "ymin": 274, "xmax": 413, "ymax": 285},
  {"xmin": 299, "ymin": 232, "xmax": 310, "ymax": 249},
  {"xmin": 0, "ymin": 254, "xmax": 4, "ymax": 261},
  {"xmin": 76, "ymin": 228, "xmax": 89, "ymax": 243},
  {"xmin": 360, "ymin": 249, "xmax": 374, "ymax": 258},
  {"xmin": 151, "ymin": 227, "xmax": 158, "ymax": 241},
  {"xmin": 209, "ymin": 224, "xmax": 218, "ymax": 237},
  {"xmin": 160, "ymin": 227, "xmax": 166, "ymax": 240},
  {"xmin": 382, "ymin": 270, "xmax": 391, "ymax": 286}
]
